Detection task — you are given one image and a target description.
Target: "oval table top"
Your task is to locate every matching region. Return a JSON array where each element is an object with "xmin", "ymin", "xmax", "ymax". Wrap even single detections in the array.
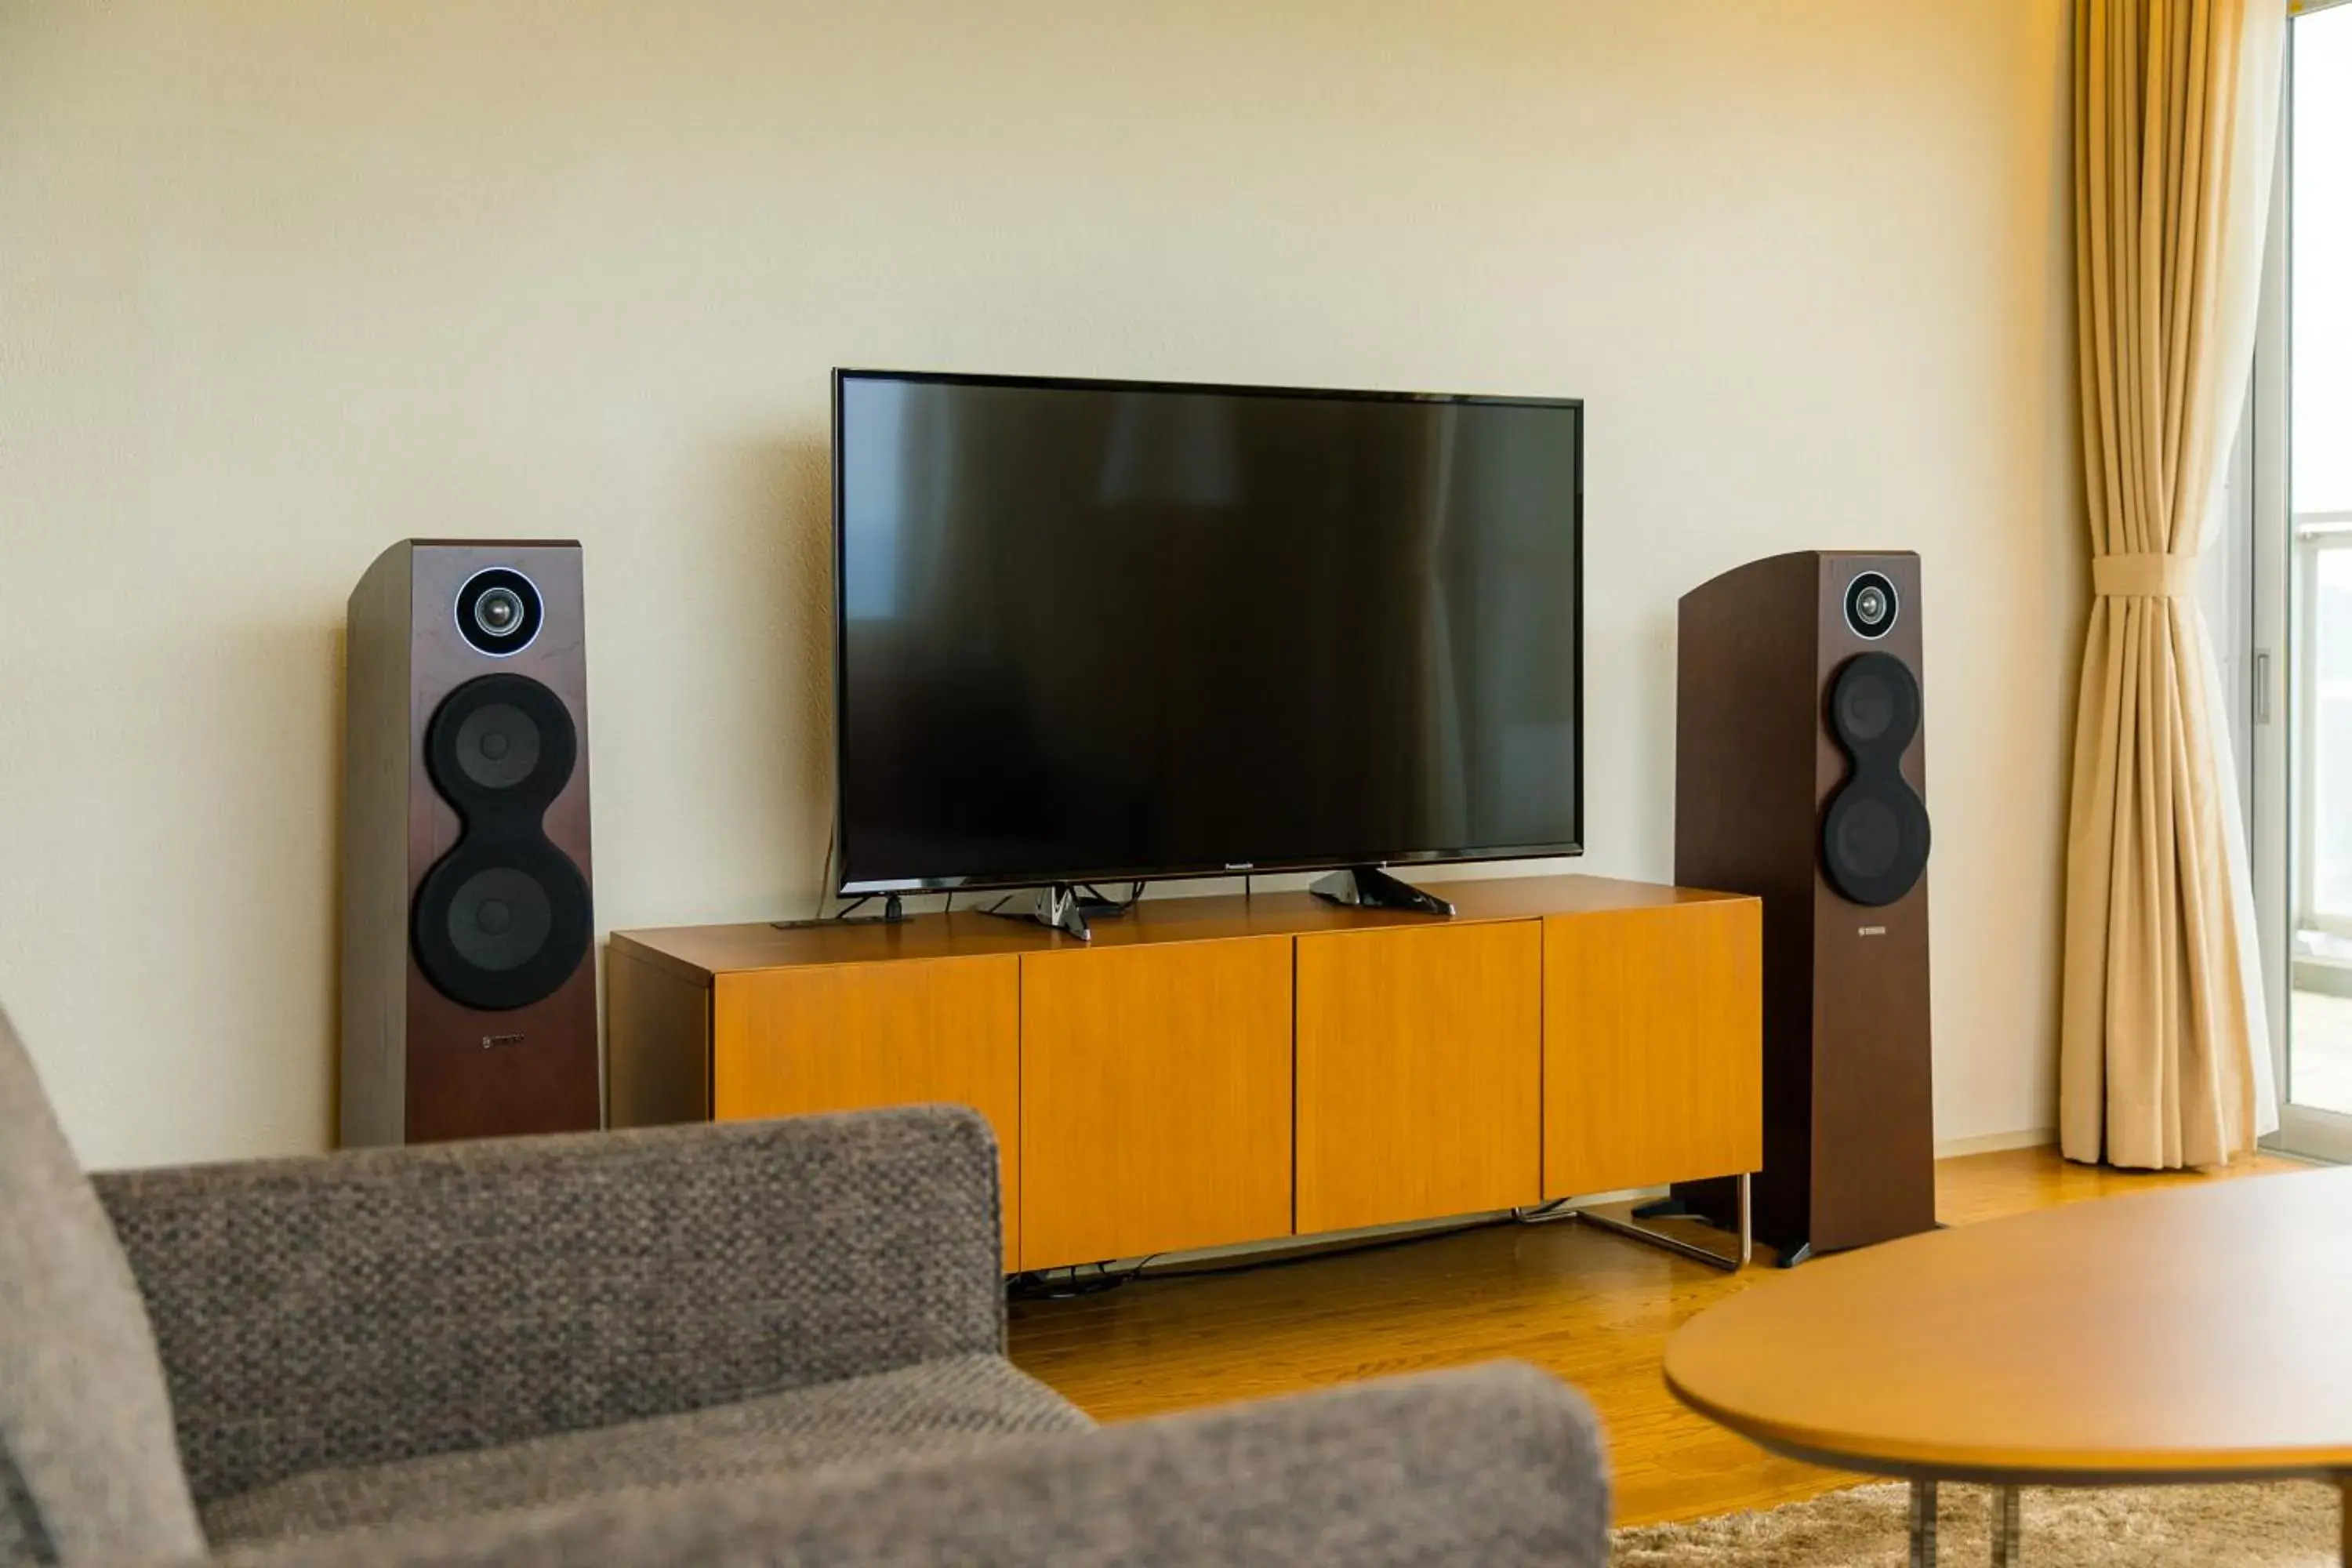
[{"xmin": 1664, "ymin": 1166, "xmax": 2352, "ymax": 1484}]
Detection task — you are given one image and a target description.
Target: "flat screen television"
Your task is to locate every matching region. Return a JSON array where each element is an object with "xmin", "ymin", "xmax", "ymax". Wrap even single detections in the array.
[{"xmin": 833, "ymin": 369, "xmax": 1583, "ymax": 897}]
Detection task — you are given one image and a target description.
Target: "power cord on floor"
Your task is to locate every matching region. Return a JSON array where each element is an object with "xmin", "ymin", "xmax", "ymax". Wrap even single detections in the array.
[
  {"xmin": 1006, "ymin": 1204, "xmax": 1583, "ymax": 1302},
  {"xmin": 1008, "ymin": 1258, "xmax": 1156, "ymax": 1300}
]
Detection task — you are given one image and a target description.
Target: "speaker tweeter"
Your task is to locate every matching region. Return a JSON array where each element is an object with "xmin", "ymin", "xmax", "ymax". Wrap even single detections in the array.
[
  {"xmin": 1842, "ymin": 570, "xmax": 1899, "ymax": 641},
  {"xmin": 456, "ymin": 566, "xmax": 544, "ymax": 657}
]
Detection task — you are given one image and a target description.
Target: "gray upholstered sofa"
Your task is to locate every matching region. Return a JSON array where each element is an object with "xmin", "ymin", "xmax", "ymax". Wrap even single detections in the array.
[{"xmin": 0, "ymin": 1006, "xmax": 1610, "ymax": 1565}]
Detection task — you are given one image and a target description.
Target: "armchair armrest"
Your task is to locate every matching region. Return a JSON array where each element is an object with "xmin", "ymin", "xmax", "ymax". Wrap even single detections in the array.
[
  {"xmin": 93, "ymin": 1105, "xmax": 1004, "ymax": 1506},
  {"xmin": 205, "ymin": 1362, "xmax": 1610, "ymax": 1568}
]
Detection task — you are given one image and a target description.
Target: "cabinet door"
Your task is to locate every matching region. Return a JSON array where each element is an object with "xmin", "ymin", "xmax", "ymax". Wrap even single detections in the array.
[
  {"xmin": 712, "ymin": 956, "xmax": 1022, "ymax": 1268},
  {"xmin": 1295, "ymin": 920, "xmax": 1542, "ymax": 1233},
  {"xmin": 1021, "ymin": 937, "xmax": 1293, "ymax": 1269},
  {"xmin": 606, "ymin": 946, "xmax": 711, "ymax": 1129},
  {"xmin": 1544, "ymin": 898, "xmax": 1762, "ymax": 1197}
]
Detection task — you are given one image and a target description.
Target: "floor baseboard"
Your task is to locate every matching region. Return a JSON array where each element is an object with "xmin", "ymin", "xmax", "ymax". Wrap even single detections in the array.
[{"xmin": 1935, "ymin": 1127, "xmax": 2056, "ymax": 1158}]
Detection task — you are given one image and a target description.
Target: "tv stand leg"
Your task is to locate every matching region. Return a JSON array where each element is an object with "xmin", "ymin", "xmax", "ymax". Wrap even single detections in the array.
[
  {"xmin": 1308, "ymin": 865, "xmax": 1455, "ymax": 917},
  {"xmin": 979, "ymin": 884, "xmax": 1093, "ymax": 941},
  {"xmin": 1574, "ymin": 1171, "xmax": 1752, "ymax": 1272}
]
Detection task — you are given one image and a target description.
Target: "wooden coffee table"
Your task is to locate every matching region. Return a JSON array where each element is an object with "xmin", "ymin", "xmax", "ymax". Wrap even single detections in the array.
[{"xmin": 1664, "ymin": 1167, "xmax": 2352, "ymax": 1565}]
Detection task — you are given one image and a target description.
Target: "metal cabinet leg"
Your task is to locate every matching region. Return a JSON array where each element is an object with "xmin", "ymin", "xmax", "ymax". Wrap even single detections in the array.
[
  {"xmin": 1570, "ymin": 1171, "xmax": 1755, "ymax": 1272},
  {"xmin": 1909, "ymin": 1479, "xmax": 1937, "ymax": 1568},
  {"xmin": 1991, "ymin": 1485, "xmax": 2020, "ymax": 1568},
  {"xmin": 1737, "ymin": 1171, "xmax": 1753, "ymax": 1267}
]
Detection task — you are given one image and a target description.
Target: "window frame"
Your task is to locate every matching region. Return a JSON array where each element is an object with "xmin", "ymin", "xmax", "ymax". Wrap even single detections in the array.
[{"xmin": 2255, "ymin": 4, "xmax": 2352, "ymax": 1156}]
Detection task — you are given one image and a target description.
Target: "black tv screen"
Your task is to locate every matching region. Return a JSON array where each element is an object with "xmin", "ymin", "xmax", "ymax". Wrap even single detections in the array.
[{"xmin": 833, "ymin": 370, "xmax": 1582, "ymax": 895}]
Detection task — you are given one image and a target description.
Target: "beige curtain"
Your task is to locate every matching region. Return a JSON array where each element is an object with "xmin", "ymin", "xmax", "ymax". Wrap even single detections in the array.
[{"xmin": 2061, "ymin": 0, "xmax": 2286, "ymax": 1168}]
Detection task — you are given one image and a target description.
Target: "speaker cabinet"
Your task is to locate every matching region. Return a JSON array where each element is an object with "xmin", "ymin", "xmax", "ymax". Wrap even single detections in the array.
[
  {"xmin": 1673, "ymin": 550, "xmax": 1934, "ymax": 1260},
  {"xmin": 341, "ymin": 540, "xmax": 600, "ymax": 1146}
]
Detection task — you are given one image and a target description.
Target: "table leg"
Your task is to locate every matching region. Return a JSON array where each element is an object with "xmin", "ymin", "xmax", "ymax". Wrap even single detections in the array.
[
  {"xmin": 1737, "ymin": 1171, "xmax": 1753, "ymax": 1268},
  {"xmin": 1991, "ymin": 1485, "xmax": 2020, "ymax": 1568},
  {"xmin": 1909, "ymin": 1479, "xmax": 1937, "ymax": 1568}
]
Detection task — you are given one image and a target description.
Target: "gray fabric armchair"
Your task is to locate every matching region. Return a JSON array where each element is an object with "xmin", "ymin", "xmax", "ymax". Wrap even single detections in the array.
[{"xmin": 0, "ymin": 1007, "xmax": 1610, "ymax": 1566}]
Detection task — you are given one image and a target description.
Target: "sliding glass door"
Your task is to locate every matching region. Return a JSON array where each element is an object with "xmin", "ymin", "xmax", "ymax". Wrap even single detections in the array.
[{"xmin": 2256, "ymin": 1, "xmax": 2352, "ymax": 1159}]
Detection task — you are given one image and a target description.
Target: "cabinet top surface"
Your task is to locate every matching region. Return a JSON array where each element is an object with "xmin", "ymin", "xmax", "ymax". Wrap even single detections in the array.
[{"xmin": 611, "ymin": 874, "xmax": 1754, "ymax": 983}]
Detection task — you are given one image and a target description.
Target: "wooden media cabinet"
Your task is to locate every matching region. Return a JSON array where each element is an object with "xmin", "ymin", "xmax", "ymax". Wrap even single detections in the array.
[{"xmin": 608, "ymin": 874, "xmax": 1761, "ymax": 1272}]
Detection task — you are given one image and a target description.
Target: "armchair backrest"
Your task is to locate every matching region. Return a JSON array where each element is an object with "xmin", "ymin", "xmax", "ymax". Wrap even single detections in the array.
[{"xmin": 0, "ymin": 1007, "xmax": 205, "ymax": 1564}]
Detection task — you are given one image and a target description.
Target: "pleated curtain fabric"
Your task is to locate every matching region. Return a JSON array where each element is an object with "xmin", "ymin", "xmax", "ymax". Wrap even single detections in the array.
[{"xmin": 2061, "ymin": 0, "xmax": 2285, "ymax": 1168}]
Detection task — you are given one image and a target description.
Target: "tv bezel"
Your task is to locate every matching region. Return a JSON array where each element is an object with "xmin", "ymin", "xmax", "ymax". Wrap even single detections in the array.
[{"xmin": 831, "ymin": 367, "xmax": 1585, "ymax": 896}]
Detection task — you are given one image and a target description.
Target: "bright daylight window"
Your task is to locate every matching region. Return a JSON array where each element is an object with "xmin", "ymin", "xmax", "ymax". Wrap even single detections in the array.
[{"xmin": 2287, "ymin": 2, "xmax": 2352, "ymax": 1110}]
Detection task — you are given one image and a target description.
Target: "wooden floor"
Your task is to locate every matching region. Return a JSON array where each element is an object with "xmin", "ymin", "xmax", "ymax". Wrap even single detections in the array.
[{"xmin": 1007, "ymin": 1145, "xmax": 2307, "ymax": 1528}]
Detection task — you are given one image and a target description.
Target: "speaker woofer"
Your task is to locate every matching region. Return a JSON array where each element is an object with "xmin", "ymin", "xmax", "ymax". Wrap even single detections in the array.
[
  {"xmin": 1829, "ymin": 653, "xmax": 1918, "ymax": 751},
  {"xmin": 412, "ymin": 844, "xmax": 590, "ymax": 1011},
  {"xmin": 426, "ymin": 674, "xmax": 575, "ymax": 809},
  {"xmin": 414, "ymin": 672, "xmax": 590, "ymax": 1010},
  {"xmin": 1820, "ymin": 652, "xmax": 1929, "ymax": 906}
]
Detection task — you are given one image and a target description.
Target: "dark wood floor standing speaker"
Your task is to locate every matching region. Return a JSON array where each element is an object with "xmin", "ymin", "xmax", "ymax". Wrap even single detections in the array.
[
  {"xmin": 341, "ymin": 540, "xmax": 601, "ymax": 1145},
  {"xmin": 1672, "ymin": 550, "xmax": 1935, "ymax": 1263}
]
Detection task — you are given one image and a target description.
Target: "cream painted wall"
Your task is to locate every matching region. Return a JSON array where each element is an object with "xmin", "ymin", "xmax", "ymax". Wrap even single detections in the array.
[{"xmin": 0, "ymin": 1, "xmax": 2080, "ymax": 1170}]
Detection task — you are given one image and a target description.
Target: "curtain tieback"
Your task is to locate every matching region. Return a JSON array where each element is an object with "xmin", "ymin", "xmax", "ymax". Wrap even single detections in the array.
[{"xmin": 2092, "ymin": 551, "xmax": 2198, "ymax": 597}]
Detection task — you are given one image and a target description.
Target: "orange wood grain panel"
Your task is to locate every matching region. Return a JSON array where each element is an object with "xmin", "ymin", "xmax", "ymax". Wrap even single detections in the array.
[
  {"xmin": 1020, "ymin": 938, "xmax": 1293, "ymax": 1269},
  {"xmin": 605, "ymin": 946, "xmax": 710, "ymax": 1128},
  {"xmin": 1543, "ymin": 898, "xmax": 1762, "ymax": 1197},
  {"xmin": 1295, "ymin": 920, "xmax": 1542, "ymax": 1233},
  {"xmin": 712, "ymin": 957, "xmax": 1022, "ymax": 1268}
]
